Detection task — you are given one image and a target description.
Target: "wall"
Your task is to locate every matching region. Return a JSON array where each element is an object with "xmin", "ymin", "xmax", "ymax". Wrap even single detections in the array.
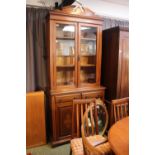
[{"xmin": 26, "ymin": 0, "xmax": 129, "ymax": 20}]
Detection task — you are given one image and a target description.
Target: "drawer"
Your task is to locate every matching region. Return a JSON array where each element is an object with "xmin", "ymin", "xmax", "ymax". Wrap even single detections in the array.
[
  {"xmin": 82, "ymin": 91, "xmax": 104, "ymax": 99},
  {"xmin": 55, "ymin": 93, "xmax": 81, "ymax": 103}
]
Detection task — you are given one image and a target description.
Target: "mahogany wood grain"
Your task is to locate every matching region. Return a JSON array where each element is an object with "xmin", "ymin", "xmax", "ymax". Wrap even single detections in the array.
[
  {"xmin": 118, "ymin": 31, "xmax": 129, "ymax": 98},
  {"xmin": 51, "ymin": 86, "xmax": 105, "ymax": 95},
  {"xmin": 101, "ymin": 27, "xmax": 129, "ymax": 127},
  {"xmin": 82, "ymin": 90, "xmax": 104, "ymax": 101},
  {"xmin": 26, "ymin": 91, "xmax": 46, "ymax": 148},
  {"xmin": 51, "ymin": 5, "xmax": 99, "ymax": 18},
  {"xmin": 48, "ymin": 6, "xmax": 103, "ymax": 92},
  {"xmin": 52, "ymin": 93, "xmax": 81, "ymax": 142},
  {"xmin": 108, "ymin": 117, "xmax": 129, "ymax": 155},
  {"xmin": 50, "ymin": 88, "xmax": 105, "ymax": 146},
  {"xmin": 49, "ymin": 6, "xmax": 103, "ymax": 25},
  {"xmin": 101, "ymin": 26, "xmax": 129, "ymax": 101},
  {"xmin": 47, "ymin": 6, "xmax": 105, "ymax": 146}
]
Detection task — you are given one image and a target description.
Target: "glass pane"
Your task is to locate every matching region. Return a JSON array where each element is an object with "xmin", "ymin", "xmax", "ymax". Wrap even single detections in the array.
[
  {"xmin": 80, "ymin": 26, "xmax": 97, "ymax": 84},
  {"xmin": 56, "ymin": 68, "xmax": 74, "ymax": 86},
  {"xmin": 56, "ymin": 24, "xmax": 75, "ymax": 38},
  {"xmin": 80, "ymin": 68, "xmax": 96, "ymax": 83},
  {"xmin": 56, "ymin": 24, "xmax": 75, "ymax": 86}
]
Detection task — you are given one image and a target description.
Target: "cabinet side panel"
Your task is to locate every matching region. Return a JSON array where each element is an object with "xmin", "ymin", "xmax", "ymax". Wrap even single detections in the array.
[
  {"xmin": 117, "ymin": 31, "xmax": 129, "ymax": 98},
  {"xmin": 101, "ymin": 28, "xmax": 119, "ymax": 101}
]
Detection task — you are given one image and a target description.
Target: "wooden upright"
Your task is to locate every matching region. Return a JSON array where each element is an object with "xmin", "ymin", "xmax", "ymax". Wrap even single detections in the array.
[{"xmin": 47, "ymin": 6, "xmax": 105, "ymax": 146}]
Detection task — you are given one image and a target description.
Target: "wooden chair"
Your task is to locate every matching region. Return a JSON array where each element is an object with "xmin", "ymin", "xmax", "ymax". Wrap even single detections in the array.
[
  {"xmin": 70, "ymin": 98, "xmax": 108, "ymax": 155},
  {"xmin": 112, "ymin": 97, "xmax": 129, "ymax": 123},
  {"xmin": 81, "ymin": 103, "xmax": 113, "ymax": 155}
]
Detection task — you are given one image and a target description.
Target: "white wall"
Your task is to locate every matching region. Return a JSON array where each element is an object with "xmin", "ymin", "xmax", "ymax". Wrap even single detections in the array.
[
  {"xmin": 26, "ymin": 0, "xmax": 61, "ymax": 7},
  {"xmin": 79, "ymin": 0, "xmax": 129, "ymax": 20},
  {"xmin": 26, "ymin": 0, "xmax": 129, "ymax": 20}
]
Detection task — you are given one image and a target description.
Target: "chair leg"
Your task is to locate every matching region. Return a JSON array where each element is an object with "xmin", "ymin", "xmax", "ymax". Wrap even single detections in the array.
[{"xmin": 70, "ymin": 147, "xmax": 72, "ymax": 155}]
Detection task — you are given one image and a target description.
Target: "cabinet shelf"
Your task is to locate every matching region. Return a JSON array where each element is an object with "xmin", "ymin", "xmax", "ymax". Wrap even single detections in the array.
[
  {"xmin": 81, "ymin": 64, "xmax": 96, "ymax": 67},
  {"xmin": 57, "ymin": 55, "xmax": 75, "ymax": 57},
  {"xmin": 56, "ymin": 37, "xmax": 75, "ymax": 40},
  {"xmin": 81, "ymin": 38, "xmax": 96, "ymax": 41},
  {"xmin": 57, "ymin": 65, "xmax": 75, "ymax": 68},
  {"xmin": 81, "ymin": 54, "xmax": 96, "ymax": 56}
]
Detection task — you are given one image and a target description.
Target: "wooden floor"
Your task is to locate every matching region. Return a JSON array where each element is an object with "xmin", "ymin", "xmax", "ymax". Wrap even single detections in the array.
[{"xmin": 27, "ymin": 143, "xmax": 70, "ymax": 155}]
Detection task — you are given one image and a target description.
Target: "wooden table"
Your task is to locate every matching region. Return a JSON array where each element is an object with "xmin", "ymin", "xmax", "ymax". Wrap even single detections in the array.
[{"xmin": 108, "ymin": 117, "xmax": 129, "ymax": 155}]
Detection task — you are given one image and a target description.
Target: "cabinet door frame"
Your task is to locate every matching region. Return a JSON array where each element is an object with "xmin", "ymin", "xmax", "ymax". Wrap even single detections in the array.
[
  {"xmin": 51, "ymin": 20, "xmax": 78, "ymax": 90},
  {"xmin": 56, "ymin": 101, "xmax": 73, "ymax": 140},
  {"xmin": 77, "ymin": 23, "xmax": 101, "ymax": 87}
]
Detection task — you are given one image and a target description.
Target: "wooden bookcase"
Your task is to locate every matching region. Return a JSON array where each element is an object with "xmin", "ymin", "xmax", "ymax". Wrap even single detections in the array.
[
  {"xmin": 47, "ymin": 6, "xmax": 105, "ymax": 146},
  {"xmin": 101, "ymin": 26, "xmax": 129, "ymax": 127}
]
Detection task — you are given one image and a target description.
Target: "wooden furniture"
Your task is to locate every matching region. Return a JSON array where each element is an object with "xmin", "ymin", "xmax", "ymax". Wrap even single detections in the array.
[
  {"xmin": 26, "ymin": 91, "xmax": 46, "ymax": 148},
  {"xmin": 112, "ymin": 97, "xmax": 129, "ymax": 122},
  {"xmin": 70, "ymin": 98, "xmax": 97, "ymax": 155},
  {"xmin": 108, "ymin": 117, "xmax": 129, "ymax": 155},
  {"xmin": 81, "ymin": 103, "xmax": 112, "ymax": 155},
  {"xmin": 47, "ymin": 6, "xmax": 105, "ymax": 146},
  {"xmin": 101, "ymin": 26, "xmax": 129, "ymax": 126}
]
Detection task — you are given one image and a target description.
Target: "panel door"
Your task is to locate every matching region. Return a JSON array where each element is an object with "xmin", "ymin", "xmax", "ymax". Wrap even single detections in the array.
[
  {"xmin": 57, "ymin": 103, "xmax": 72, "ymax": 138},
  {"xmin": 52, "ymin": 21, "xmax": 78, "ymax": 89},
  {"xmin": 78, "ymin": 23, "xmax": 102, "ymax": 87},
  {"xmin": 117, "ymin": 31, "xmax": 129, "ymax": 98},
  {"xmin": 55, "ymin": 93, "xmax": 81, "ymax": 139}
]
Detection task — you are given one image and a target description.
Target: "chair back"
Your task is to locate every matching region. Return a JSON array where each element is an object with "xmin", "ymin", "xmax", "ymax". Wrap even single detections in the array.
[
  {"xmin": 112, "ymin": 97, "xmax": 129, "ymax": 122},
  {"xmin": 81, "ymin": 103, "xmax": 109, "ymax": 155},
  {"xmin": 72, "ymin": 98, "xmax": 97, "ymax": 138}
]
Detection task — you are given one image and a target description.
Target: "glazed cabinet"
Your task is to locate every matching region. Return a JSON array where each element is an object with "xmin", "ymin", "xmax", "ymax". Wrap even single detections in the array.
[
  {"xmin": 50, "ymin": 21, "xmax": 101, "ymax": 89},
  {"xmin": 47, "ymin": 6, "xmax": 105, "ymax": 146}
]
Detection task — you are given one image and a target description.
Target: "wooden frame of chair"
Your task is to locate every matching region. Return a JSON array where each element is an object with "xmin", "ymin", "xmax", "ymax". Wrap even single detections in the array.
[
  {"xmin": 72, "ymin": 98, "xmax": 97, "ymax": 138},
  {"xmin": 81, "ymin": 103, "xmax": 112, "ymax": 155},
  {"xmin": 112, "ymin": 97, "xmax": 129, "ymax": 123},
  {"xmin": 70, "ymin": 98, "xmax": 97, "ymax": 155}
]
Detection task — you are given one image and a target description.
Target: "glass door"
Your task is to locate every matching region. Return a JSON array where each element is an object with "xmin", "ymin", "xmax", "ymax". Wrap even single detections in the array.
[
  {"xmin": 79, "ymin": 24, "xmax": 98, "ymax": 86},
  {"xmin": 55, "ymin": 22, "xmax": 77, "ymax": 88}
]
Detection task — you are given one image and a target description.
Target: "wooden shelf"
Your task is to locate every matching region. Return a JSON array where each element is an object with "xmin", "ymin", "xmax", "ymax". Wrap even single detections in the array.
[
  {"xmin": 81, "ymin": 64, "xmax": 96, "ymax": 67},
  {"xmin": 57, "ymin": 82, "xmax": 74, "ymax": 86},
  {"xmin": 56, "ymin": 37, "xmax": 75, "ymax": 40},
  {"xmin": 57, "ymin": 55, "xmax": 75, "ymax": 57},
  {"xmin": 81, "ymin": 38, "xmax": 96, "ymax": 41},
  {"xmin": 57, "ymin": 65, "xmax": 75, "ymax": 68},
  {"xmin": 81, "ymin": 54, "xmax": 96, "ymax": 56}
]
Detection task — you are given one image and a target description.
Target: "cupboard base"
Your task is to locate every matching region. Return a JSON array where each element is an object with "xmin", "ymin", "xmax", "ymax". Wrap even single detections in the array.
[{"xmin": 50, "ymin": 86, "xmax": 106, "ymax": 146}]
